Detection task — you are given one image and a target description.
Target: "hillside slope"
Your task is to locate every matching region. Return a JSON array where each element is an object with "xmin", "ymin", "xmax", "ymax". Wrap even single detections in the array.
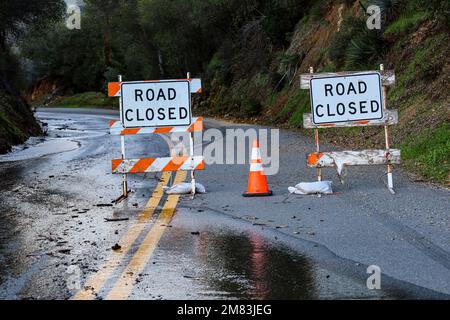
[
  {"xmin": 199, "ymin": 0, "xmax": 449, "ymax": 183},
  {"xmin": 0, "ymin": 74, "xmax": 42, "ymax": 154}
]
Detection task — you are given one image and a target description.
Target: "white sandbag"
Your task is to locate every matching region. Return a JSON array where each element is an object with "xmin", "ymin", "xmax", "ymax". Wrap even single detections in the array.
[
  {"xmin": 164, "ymin": 182, "xmax": 206, "ymax": 195},
  {"xmin": 194, "ymin": 183, "xmax": 206, "ymax": 194},
  {"xmin": 288, "ymin": 181, "xmax": 333, "ymax": 195}
]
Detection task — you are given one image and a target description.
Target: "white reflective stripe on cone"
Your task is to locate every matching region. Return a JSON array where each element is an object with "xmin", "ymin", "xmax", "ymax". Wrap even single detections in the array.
[
  {"xmin": 250, "ymin": 163, "xmax": 263, "ymax": 172},
  {"xmin": 251, "ymin": 148, "xmax": 261, "ymax": 160}
]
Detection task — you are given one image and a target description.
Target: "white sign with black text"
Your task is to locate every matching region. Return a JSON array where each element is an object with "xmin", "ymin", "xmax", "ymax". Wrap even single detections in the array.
[
  {"xmin": 310, "ymin": 73, "xmax": 384, "ymax": 125},
  {"xmin": 120, "ymin": 80, "xmax": 191, "ymax": 128}
]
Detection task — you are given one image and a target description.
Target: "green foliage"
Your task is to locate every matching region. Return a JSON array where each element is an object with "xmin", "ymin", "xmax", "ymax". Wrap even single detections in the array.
[
  {"xmin": 21, "ymin": 23, "xmax": 105, "ymax": 92},
  {"xmin": 344, "ymin": 29, "xmax": 386, "ymax": 69},
  {"xmin": 407, "ymin": 0, "xmax": 450, "ymax": 14},
  {"xmin": 399, "ymin": 34, "xmax": 447, "ymax": 85},
  {"xmin": 0, "ymin": 48, "xmax": 27, "ymax": 89},
  {"xmin": 207, "ymin": 54, "xmax": 231, "ymax": 86},
  {"xmin": 0, "ymin": 107, "xmax": 27, "ymax": 144},
  {"xmin": 103, "ymin": 67, "xmax": 120, "ymax": 83},
  {"xmin": 0, "ymin": 0, "xmax": 65, "ymax": 46},
  {"xmin": 328, "ymin": 15, "xmax": 365, "ymax": 68},
  {"xmin": 0, "ymin": 0, "xmax": 65, "ymax": 90},
  {"xmin": 287, "ymin": 90, "xmax": 310, "ymax": 126},
  {"xmin": 260, "ymin": 0, "xmax": 310, "ymax": 44},
  {"xmin": 384, "ymin": 11, "xmax": 430, "ymax": 36},
  {"xmin": 328, "ymin": 12, "xmax": 387, "ymax": 70},
  {"xmin": 51, "ymin": 92, "xmax": 118, "ymax": 108},
  {"xmin": 321, "ymin": 62, "xmax": 337, "ymax": 72},
  {"xmin": 16, "ymin": 0, "xmax": 311, "ymax": 97},
  {"xmin": 369, "ymin": 0, "xmax": 400, "ymax": 22},
  {"xmin": 402, "ymin": 123, "xmax": 450, "ymax": 182},
  {"xmin": 20, "ymin": 0, "xmax": 157, "ymax": 92},
  {"xmin": 240, "ymin": 98, "xmax": 262, "ymax": 117},
  {"xmin": 278, "ymin": 53, "xmax": 299, "ymax": 70},
  {"xmin": 275, "ymin": 89, "xmax": 309, "ymax": 125},
  {"xmin": 387, "ymin": 84, "xmax": 405, "ymax": 103},
  {"xmin": 309, "ymin": 0, "xmax": 331, "ymax": 22},
  {"xmin": 0, "ymin": 80, "xmax": 41, "ymax": 153}
]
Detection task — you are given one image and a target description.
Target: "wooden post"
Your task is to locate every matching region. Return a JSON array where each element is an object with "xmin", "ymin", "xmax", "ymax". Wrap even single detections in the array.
[
  {"xmin": 380, "ymin": 64, "xmax": 395, "ymax": 194},
  {"xmin": 310, "ymin": 67, "xmax": 322, "ymax": 182},
  {"xmin": 187, "ymin": 72, "xmax": 196, "ymax": 198}
]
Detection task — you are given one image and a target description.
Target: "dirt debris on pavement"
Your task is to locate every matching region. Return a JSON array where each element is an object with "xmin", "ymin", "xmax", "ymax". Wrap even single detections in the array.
[{"xmin": 111, "ymin": 243, "xmax": 122, "ymax": 251}]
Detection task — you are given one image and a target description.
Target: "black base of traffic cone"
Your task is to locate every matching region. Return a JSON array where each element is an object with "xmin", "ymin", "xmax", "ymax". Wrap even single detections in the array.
[{"xmin": 242, "ymin": 190, "xmax": 273, "ymax": 197}]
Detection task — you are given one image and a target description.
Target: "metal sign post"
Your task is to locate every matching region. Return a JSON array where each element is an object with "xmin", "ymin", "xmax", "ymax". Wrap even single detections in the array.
[
  {"xmin": 380, "ymin": 64, "xmax": 395, "ymax": 194},
  {"xmin": 187, "ymin": 72, "xmax": 196, "ymax": 199},
  {"xmin": 310, "ymin": 67, "xmax": 322, "ymax": 182},
  {"xmin": 118, "ymin": 74, "xmax": 129, "ymax": 202}
]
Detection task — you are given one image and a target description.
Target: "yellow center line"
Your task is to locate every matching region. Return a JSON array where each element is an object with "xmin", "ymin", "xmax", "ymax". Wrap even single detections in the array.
[
  {"xmin": 72, "ymin": 172, "xmax": 172, "ymax": 300},
  {"xmin": 105, "ymin": 170, "xmax": 187, "ymax": 300}
]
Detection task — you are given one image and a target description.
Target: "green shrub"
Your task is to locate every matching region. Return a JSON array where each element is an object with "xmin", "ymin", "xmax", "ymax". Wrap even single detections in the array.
[
  {"xmin": 328, "ymin": 15, "xmax": 365, "ymax": 68},
  {"xmin": 384, "ymin": 11, "xmax": 430, "ymax": 36},
  {"xmin": 309, "ymin": 0, "xmax": 332, "ymax": 22},
  {"xmin": 344, "ymin": 29, "xmax": 386, "ymax": 70},
  {"xmin": 239, "ymin": 98, "xmax": 262, "ymax": 118},
  {"xmin": 402, "ymin": 123, "xmax": 450, "ymax": 182},
  {"xmin": 276, "ymin": 90, "xmax": 310, "ymax": 126},
  {"xmin": 278, "ymin": 53, "xmax": 299, "ymax": 71},
  {"xmin": 370, "ymin": 0, "xmax": 400, "ymax": 22},
  {"xmin": 52, "ymin": 92, "xmax": 118, "ymax": 108},
  {"xmin": 399, "ymin": 33, "xmax": 447, "ymax": 85},
  {"xmin": 0, "ymin": 108, "xmax": 27, "ymax": 145}
]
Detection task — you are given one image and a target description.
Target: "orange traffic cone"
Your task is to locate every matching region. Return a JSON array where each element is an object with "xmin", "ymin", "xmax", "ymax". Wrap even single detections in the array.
[{"xmin": 243, "ymin": 139, "xmax": 273, "ymax": 197}]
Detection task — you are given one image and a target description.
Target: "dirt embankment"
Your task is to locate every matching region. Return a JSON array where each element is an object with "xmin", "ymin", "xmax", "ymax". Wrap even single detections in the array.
[
  {"xmin": 198, "ymin": 0, "xmax": 449, "ymax": 183},
  {"xmin": 24, "ymin": 76, "xmax": 66, "ymax": 106},
  {"xmin": 0, "ymin": 74, "xmax": 42, "ymax": 154}
]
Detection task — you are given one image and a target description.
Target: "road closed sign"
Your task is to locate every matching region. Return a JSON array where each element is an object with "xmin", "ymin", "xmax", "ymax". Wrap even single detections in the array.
[
  {"xmin": 120, "ymin": 80, "xmax": 191, "ymax": 128},
  {"xmin": 310, "ymin": 73, "xmax": 384, "ymax": 124}
]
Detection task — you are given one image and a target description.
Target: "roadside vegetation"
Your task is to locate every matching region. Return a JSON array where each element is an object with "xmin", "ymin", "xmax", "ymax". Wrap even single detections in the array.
[
  {"xmin": 1, "ymin": 0, "xmax": 448, "ymax": 183},
  {"xmin": 48, "ymin": 92, "xmax": 118, "ymax": 108},
  {"xmin": 402, "ymin": 123, "xmax": 450, "ymax": 184},
  {"xmin": 0, "ymin": 0, "xmax": 64, "ymax": 153}
]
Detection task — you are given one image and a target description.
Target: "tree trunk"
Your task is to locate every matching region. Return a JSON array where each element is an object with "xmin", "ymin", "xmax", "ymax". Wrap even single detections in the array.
[
  {"xmin": 157, "ymin": 48, "xmax": 165, "ymax": 78},
  {"xmin": 103, "ymin": 17, "xmax": 112, "ymax": 68}
]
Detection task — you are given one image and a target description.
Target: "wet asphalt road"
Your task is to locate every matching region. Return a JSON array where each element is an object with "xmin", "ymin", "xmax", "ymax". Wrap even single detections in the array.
[{"xmin": 0, "ymin": 108, "xmax": 449, "ymax": 300}]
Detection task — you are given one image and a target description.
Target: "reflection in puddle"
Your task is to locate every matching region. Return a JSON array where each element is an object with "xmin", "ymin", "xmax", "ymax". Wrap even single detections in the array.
[{"xmin": 196, "ymin": 232, "xmax": 316, "ymax": 299}]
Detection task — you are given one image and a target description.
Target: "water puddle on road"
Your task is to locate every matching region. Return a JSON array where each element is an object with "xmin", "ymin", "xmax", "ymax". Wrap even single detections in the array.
[
  {"xmin": 0, "ymin": 138, "xmax": 80, "ymax": 162},
  {"xmin": 0, "ymin": 112, "xmax": 111, "ymax": 163},
  {"xmin": 129, "ymin": 210, "xmax": 395, "ymax": 300}
]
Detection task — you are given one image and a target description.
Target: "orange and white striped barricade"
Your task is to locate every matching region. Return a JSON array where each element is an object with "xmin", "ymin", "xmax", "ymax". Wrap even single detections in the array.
[
  {"xmin": 112, "ymin": 156, "xmax": 205, "ymax": 174},
  {"xmin": 301, "ymin": 65, "xmax": 400, "ymax": 194},
  {"xmin": 108, "ymin": 74, "xmax": 203, "ymax": 201},
  {"xmin": 108, "ymin": 117, "xmax": 203, "ymax": 136}
]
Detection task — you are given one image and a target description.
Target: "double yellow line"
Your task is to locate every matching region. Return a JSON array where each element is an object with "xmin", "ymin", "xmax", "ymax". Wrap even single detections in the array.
[{"xmin": 73, "ymin": 171, "xmax": 186, "ymax": 300}]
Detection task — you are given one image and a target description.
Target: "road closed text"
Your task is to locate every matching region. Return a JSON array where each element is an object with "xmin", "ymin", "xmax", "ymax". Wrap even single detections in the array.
[
  {"xmin": 310, "ymin": 73, "xmax": 384, "ymax": 124},
  {"xmin": 124, "ymin": 105, "xmax": 189, "ymax": 123},
  {"xmin": 120, "ymin": 81, "xmax": 191, "ymax": 128}
]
